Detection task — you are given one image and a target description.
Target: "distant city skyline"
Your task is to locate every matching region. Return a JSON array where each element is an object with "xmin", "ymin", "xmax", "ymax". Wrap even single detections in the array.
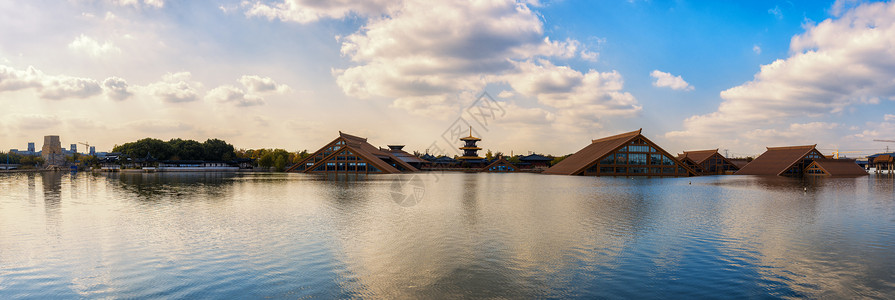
[{"xmin": 2, "ymin": 0, "xmax": 894, "ymax": 157}]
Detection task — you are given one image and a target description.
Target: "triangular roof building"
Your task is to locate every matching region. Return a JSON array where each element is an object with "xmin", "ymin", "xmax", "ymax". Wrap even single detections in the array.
[
  {"xmin": 735, "ymin": 145, "xmax": 824, "ymax": 176},
  {"xmin": 285, "ymin": 132, "xmax": 418, "ymax": 174},
  {"xmin": 544, "ymin": 129, "xmax": 697, "ymax": 177}
]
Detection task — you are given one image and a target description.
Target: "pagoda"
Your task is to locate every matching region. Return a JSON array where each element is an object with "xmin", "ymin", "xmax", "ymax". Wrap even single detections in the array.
[{"xmin": 458, "ymin": 127, "xmax": 483, "ymax": 161}]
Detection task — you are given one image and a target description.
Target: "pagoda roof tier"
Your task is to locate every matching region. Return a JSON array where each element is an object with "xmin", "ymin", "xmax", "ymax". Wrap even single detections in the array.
[{"xmin": 457, "ymin": 156, "xmax": 484, "ymax": 160}]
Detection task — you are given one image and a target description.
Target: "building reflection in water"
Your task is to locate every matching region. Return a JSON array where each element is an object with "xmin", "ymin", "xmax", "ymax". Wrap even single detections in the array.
[
  {"xmin": 712, "ymin": 175, "xmax": 894, "ymax": 298},
  {"xmin": 317, "ymin": 173, "xmax": 648, "ymax": 298}
]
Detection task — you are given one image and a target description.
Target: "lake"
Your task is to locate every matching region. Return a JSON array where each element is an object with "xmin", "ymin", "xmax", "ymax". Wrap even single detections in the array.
[{"xmin": 1, "ymin": 171, "xmax": 894, "ymax": 298}]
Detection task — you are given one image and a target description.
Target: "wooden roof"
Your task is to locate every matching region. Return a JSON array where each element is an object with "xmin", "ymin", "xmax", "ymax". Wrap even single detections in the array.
[
  {"xmin": 728, "ymin": 158, "xmax": 750, "ymax": 169},
  {"xmin": 543, "ymin": 129, "xmax": 642, "ymax": 175},
  {"xmin": 285, "ymin": 132, "xmax": 418, "ymax": 173},
  {"xmin": 679, "ymin": 149, "xmax": 719, "ymax": 164},
  {"xmin": 808, "ymin": 159, "xmax": 868, "ymax": 176},
  {"xmin": 735, "ymin": 145, "xmax": 817, "ymax": 176},
  {"xmin": 875, "ymin": 155, "xmax": 893, "ymax": 163}
]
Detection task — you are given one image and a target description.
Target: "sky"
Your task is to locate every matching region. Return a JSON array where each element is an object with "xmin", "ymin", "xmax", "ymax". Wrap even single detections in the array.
[{"xmin": 2, "ymin": 0, "xmax": 895, "ymax": 158}]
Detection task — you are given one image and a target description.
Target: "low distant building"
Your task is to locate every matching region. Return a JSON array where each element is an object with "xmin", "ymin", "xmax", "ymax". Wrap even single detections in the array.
[
  {"xmin": 385, "ymin": 145, "xmax": 427, "ymax": 169},
  {"xmin": 678, "ymin": 149, "xmax": 740, "ymax": 175},
  {"xmin": 873, "ymin": 155, "xmax": 893, "ymax": 173},
  {"xmin": 518, "ymin": 154, "xmax": 552, "ymax": 169},
  {"xmin": 285, "ymin": 132, "xmax": 418, "ymax": 174},
  {"xmin": 28, "ymin": 142, "xmax": 35, "ymax": 153},
  {"xmin": 543, "ymin": 129, "xmax": 697, "ymax": 177},
  {"xmin": 482, "ymin": 157, "xmax": 517, "ymax": 172},
  {"xmin": 735, "ymin": 145, "xmax": 866, "ymax": 177}
]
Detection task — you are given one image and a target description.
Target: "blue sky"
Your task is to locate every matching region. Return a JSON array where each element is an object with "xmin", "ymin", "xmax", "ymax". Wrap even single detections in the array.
[{"xmin": 1, "ymin": 0, "xmax": 894, "ymax": 158}]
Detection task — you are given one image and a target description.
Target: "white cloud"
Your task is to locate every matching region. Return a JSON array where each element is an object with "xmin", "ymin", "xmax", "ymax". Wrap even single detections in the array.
[
  {"xmin": 102, "ymin": 76, "xmax": 132, "ymax": 101},
  {"xmin": 669, "ymin": 1, "xmax": 895, "ymax": 152},
  {"xmin": 885, "ymin": 114, "xmax": 895, "ymax": 122},
  {"xmin": 68, "ymin": 34, "xmax": 121, "ymax": 57},
  {"xmin": 580, "ymin": 49, "xmax": 599, "ymax": 62},
  {"xmin": 0, "ymin": 65, "xmax": 43, "ymax": 91},
  {"xmin": 41, "ymin": 76, "xmax": 102, "ymax": 99},
  {"xmin": 146, "ymin": 72, "xmax": 201, "ymax": 103},
  {"xmin": 507, "ymin": 60, "xmax": 640, "ymax": 115},
  {"xmin": 322, "ymin": 0, "xmax": 626, "ymax": 126},
  {"xmin": 128, "ymin": 119, "xmax": 193, "ymax": 133},
  {"xmin": 650, "ymin": 70, "xmax": 693, "ymax": 91},
  {"xmin": 11, "ymin": 114, "xmax": 62, "ymax": 131},
  {"xmin": 110, "ymin": 0, "xmax": 164, "ymax": 8},
  {"xmin": 205, "ymin": 85, "xmax": 264, "ymax": 107},
  {"xmin": 244, "ymin": 0, "xmax": 392, "ymax": 23},
  {"xmin": 237, "ymin": 75, "xmax": 290, "ymax": 94},
  {"xmin": 0, "ymin": 64, "xmax": 101, "ymax": 99},
  {"xmin": 753, "ymin": 44, "xmax": 762, "ymax": 54},
  {"xmin": 768, "ymin": 6, "xmax": 783, "ymax": 19}
]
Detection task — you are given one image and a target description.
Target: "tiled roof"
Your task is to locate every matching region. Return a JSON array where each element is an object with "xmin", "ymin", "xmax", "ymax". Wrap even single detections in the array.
[{"xmin": 519, "ymin": 154, "xmax": 552, "ymax": 162}]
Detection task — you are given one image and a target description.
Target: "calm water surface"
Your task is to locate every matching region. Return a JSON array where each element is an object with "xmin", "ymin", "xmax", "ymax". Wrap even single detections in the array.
[{"xmin": 1, "ymin": 171, "xmax": 894, "ymax": 299}]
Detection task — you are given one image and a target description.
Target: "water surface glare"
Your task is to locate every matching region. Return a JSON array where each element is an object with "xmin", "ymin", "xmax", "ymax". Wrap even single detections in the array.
[{"xmin": 1, "ymin": 172, "xmax": 894, "ymax": 298}]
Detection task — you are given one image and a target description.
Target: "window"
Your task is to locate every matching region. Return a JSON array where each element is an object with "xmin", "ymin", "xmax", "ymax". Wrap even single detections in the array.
[
  {"xmin": 631, "ymin": 167, "xmax": 648, "ymax": 173},
  {"xmin": 615, "ymin": 167, "xmax": 627, "ymax": 173},
  {"xmin": 662, "ymin": 156, "xmax": 674, "ymax": 166},
  {"xmin": 650, "ymin": 167, "xmax": 661, "ymax": 174},
  {"xmin": 600, "ymin": 167, "xmax": 613, "ymax": 173},
  {"xmin": 629, "ymin": 145, "xmax": 649, "ymax": 152},
  {"xmin": 630, "ymin": 153, "xmax": 647, "ymax": 165},
  {"xmin": 600, "ymin": 156, "xmax": 614, "ymax": 165},
  {"xmin": 650, "ymin": 154, "xmax": 662, "ymax": 165},
  {"xmin": 615, "ymin": 153, "xmax": 628, "ymax": 164}
]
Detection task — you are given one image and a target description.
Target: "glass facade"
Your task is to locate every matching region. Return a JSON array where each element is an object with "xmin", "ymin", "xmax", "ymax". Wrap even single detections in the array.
[
  {"xmin": 583, "ymin": 137, "xmax": 691, "ymax": 177},
  {"xmin": 305, "ymin": 142, "xmax": 384, "ymax": 174}
]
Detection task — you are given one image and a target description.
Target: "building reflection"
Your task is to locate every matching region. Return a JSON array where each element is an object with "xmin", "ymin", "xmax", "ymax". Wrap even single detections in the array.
[
  {"xmin": 713, "ymin": 175, "xmax": 889, "ymax": 298},
  {"xmin": 318, "ymin": 173, "xmax": 648, "ymax": 298}
]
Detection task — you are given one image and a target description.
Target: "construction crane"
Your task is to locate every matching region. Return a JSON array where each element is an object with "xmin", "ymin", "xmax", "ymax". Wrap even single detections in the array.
[
  {"xmin": 78, "ymin": 141, "xmax": 91, "ymax": 155},
  {"xmin": 874, "ymin": 139, "xmax": 895, "ymax": 152}
]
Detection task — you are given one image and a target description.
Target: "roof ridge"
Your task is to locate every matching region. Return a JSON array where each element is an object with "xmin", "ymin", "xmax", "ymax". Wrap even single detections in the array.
[
  {"xmin": 766, "ymin": 144, "xmax": 816, "ymax": 150},
  {"xmin": 682, "ymin": 149, "xmax": 719, "ymax": 154},
  {"xmin": 591, "ymin": 128, "xmax": 641, "ymax": 144},
  {"xmin": 339, "ymin": 131, "xmax": 368, "ymax": 142}
]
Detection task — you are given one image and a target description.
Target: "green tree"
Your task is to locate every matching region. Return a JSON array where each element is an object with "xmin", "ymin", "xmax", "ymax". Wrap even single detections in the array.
[
  {"xmin": 274, "ymin": 155, "xmax": 287, "ymax": 172},
  {"xmin": 485, "ymin": 150, "xmax": 493, "ymax": 160},
  {"xmin": 551, "ymin": 154, "xmax": 571, "ymax": 165},
  {"xmin": 113, "ymin": 138, "xmax": 175, "ymax": 160},
  {"xmin": 169, "ymin": 138, "xmax": 204, "ymax": 160},
  {"xmin": 202, "ymin": 139, "xmax": 235, "ymax": 161}
]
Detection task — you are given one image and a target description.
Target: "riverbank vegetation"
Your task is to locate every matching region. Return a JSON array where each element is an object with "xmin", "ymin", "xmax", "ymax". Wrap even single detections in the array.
[{"xmin": 113, "ymin": 138, "xmax": 236, "ymax": 161}]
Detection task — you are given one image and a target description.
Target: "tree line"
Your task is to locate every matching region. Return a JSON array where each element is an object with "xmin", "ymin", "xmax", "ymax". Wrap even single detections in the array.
[
  {"xmin": 0, "ymin": 152, "xmax": 45, "ymax": 167},
  {"xmin": 236, "ymin": 149, "xmax": 311, "ymax": 171},
  {"xmin": 113, "ymin": 138, "xmax": 236, "ymax": 161}
]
